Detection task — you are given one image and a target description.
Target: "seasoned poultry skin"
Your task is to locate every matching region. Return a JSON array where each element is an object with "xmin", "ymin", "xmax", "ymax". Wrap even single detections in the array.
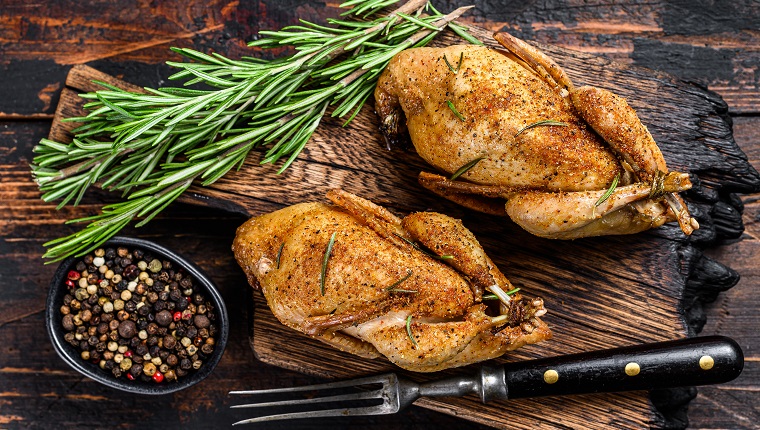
[
  {"xmin": 375, "ymin": 32, "xmax": 699, "ymax": 239},
  {"xmin": 232, "ymin": 190, "xmax": 550, "ymax": 372}
]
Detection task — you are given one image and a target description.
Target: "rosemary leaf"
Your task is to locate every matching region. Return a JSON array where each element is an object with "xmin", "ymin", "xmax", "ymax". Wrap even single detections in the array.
[
  {"xmin": 406, "ymin": 314, "xmax": 418, "ymax": 346},
  {"xmin": 595, "ymin": 173, "xmax": 620, "ymax": 207},
  {"xmin": 275, "ymin": 242, "xmax": 285, "ymax": 269},
  {"xmin": 385, "ymin": 270, "xmax": 414, "ymax": 293},
  {"xmin": 443, "ymin": 52, "xmax": 463, "ymax": 73},
  {"xmin": 450, "ymin": 156, "xmax": 484, "ymax": 180},
  {"xmin": 514, "ymin": 120, "xmax": 569, "ymax": 137},
  {"xmin": 320, "ymin": 232, "xmax": 337, "ymax": 296},
  {"xmin": 446, "ymin": 100, "xmax": 466, "ymax": 121},
  {"xmin": 483, "ymin": 287, "xmax": 519, "ymax": 300},
  {"xmin": 448, "ymin": 22, "xmax": 483, "ymax": 45}
]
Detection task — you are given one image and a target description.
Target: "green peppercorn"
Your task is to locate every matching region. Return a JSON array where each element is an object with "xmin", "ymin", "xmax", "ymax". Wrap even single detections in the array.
[
  {"xmin": 120, "ymin": 359, "xmax": 132, "ymax": 372},
  {"xmin": 143, "ymin": 362, "xmax": 157, "ymax": 376},
  {"xmin": 148, "ymin": 259, "xmax": 162, "ymax": 273}
]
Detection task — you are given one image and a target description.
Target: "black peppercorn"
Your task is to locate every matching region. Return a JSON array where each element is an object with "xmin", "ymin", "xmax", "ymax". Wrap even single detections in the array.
[
  {"xmin": 186, "ymin": 326, "xmax": 198, "ymax": 339},
  {"xmin": 163, "ymin": 335, "xmax": 177, "ymax": 350},
  {"xmin": 176, "ymin": 298, "xmax": 189, "ymax": 311},
  {"xmin": 147, "ymin": 323, "xmax": 159, "ymax": 335},
  {"xmin": 97, "ymin": 322, "xmax": 109, "ymax": 335},
  {"xmin": 118, "ymin": 320, "xmax": 137, "ymax": 338},
  {"xmin": 122, "ymin": 265, "xmax": 139, "ymax": 281},
  {"xmin": 149, "ymin": 345, "xmax": 161, "ymax": 357},
  {"xmin": 155, "ymin": 310, "xmax": 173, "ymax": 327},
  {"xmin": 137, "ymin": 305, "xmax": 150, "ymax": 317},
  {"xmin": 135, "ymin": 344, "xmax": 148, "ymax": 356},
  {"xmin": 158, "ymin": 271, "xmax": 170, "ymax": 283},
  {"xmin": 169, "ymin": 289, "xmax": 182, "ymax": 302},
  {"xmin": 130, "ymin": 363, "xmax": 143, "ymax": 377},
  {"xmin": 180, "ymin": 358, "xmax": 192, "ymax": 370},
  {"xmin": 62, "ymin": 314, "xmax": 75, "ymax": 331},
  {"xmin": 152, "ymin": 282, "xmax": 164, "ymax": 293}
]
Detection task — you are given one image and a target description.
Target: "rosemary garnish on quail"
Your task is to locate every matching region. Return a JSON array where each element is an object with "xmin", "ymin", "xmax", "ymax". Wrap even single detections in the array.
[{"xmin": 31, "ymin": 0, "xmax": 479, "ymax": 262}]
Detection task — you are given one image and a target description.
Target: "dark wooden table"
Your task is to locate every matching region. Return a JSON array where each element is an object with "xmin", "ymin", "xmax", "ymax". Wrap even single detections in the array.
[{"xmin": 2, "ymin": 1, "xmax": 758, "ymax": 428}]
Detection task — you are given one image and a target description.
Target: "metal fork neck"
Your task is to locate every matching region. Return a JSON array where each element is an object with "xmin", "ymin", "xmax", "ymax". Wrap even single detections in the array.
[{"xmin": 417, "ymin": 365, "xmax": 507, "ymax": 403}]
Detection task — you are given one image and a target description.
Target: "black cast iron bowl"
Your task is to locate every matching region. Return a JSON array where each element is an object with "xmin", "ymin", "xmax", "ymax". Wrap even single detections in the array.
[{"xmin": 45, "ymin": 236, "xmax": 229, "ymax": 395}]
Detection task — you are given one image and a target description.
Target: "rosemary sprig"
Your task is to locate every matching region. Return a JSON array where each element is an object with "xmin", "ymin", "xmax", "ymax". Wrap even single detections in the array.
[
  {"xmin": 446, "ymin": 100, "xmax": 466, "ymax": 121},
  {"xmin": 320, "ymin": 232, "xmax": 337, "ymax": 296},
  {"xmin": 275, "ymin": 242, "xmax": 285, "ymax": 269},
  {"xmin": 31, "ymin": 0, "xmax": 480, "ymax": 262},
  {"xmin": 406, "ymin": 314, "xmax": 418, "ymax": 346},
  {"xmin": 450, "ymin": 155, "xmax": 484, "ymax": 180},
  {"xmin": 595, "ymin": 173, "xmax": 620, "ymax": 207},
  {"xmin": 443, "ymin": 52, "xmax": 463, "ymax": 73},
  {"xmin": 482, "ymin": 287, "xmax": 520, "ymax": 300},
  {"xmin": 385, "ymin": 270, "xmax": 415, "ymax": 293},
  {"xmin": 514, "ymin": 119, "xmax": 568, "ymax": 137}
]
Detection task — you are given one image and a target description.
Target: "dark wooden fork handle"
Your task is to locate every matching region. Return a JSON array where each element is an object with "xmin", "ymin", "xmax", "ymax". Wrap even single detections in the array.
[{"xmin": 502, "ymin": 336, "xmax": 743, "ymax": 399}]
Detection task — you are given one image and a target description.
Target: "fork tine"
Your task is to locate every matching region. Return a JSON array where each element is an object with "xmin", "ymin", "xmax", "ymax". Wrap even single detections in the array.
[
  {"xmin": 231, "ymin": 405, "xmax": 388, "ymax": 426},
  {"xmin": 230, "ymin": 388, "xmax": 384, "ymax": 409},
  {"xmin": 229, "ymin": 374, "xmax": 392, "ymax": 395}
]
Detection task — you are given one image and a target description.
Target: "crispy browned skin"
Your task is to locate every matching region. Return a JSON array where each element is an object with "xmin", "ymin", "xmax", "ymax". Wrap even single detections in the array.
[
  {"xmin": 376, "ymin": 45, "xmax": 619, "ymax": 191},
  {"xmin": 232, "ymin": 190, "xmax": 550, "ymax": 372},
  {"xmin": 375, "ymin": 33, "xmax": 698, "ymax": 239}
]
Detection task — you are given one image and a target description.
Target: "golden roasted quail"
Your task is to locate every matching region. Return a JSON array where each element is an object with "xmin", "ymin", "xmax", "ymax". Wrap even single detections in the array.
[
  {"xmin": 232, "ymin": 190, "xmax": 549, "ymax": 372},
  {"xmin": 374, "ymin": 32, "xmax": 698, "ymax": 239}
]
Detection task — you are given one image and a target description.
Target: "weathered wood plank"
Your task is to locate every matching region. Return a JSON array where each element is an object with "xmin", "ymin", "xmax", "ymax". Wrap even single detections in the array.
[
  {"xmin": 2, "ymin": 0, "xmax": 760, "ymax": 428},
  {"xmin": 43, "ymin": 24, "xmax": 760, "ymax": 428},
  {"xmin": 2, "ymin": 1, "xmax": 759, "ymax": 117}
]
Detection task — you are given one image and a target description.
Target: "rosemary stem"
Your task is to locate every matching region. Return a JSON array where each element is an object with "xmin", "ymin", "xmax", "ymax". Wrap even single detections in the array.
[
  {"xmin": 42, "ymin": 148, "xmax": 135, "ymax": 184},
  {"xmin": 487, "ymin": 284, "xmax": 513, "ymax": 305},
  {"xmin": 281, "ymin": 0, "xmax": 429, "ymax": 74}
]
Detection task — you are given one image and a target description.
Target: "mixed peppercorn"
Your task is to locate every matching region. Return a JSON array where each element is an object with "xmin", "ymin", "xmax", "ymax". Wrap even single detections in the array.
[{"xmin": 59, "ymin": 246, "xmax": 218, "ymax": 383}]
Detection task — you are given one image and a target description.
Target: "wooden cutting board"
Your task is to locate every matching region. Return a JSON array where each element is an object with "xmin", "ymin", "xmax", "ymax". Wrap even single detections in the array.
[{"xmin": 49, "ymin": 25, "xmax": 760, "ymax": 429}]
